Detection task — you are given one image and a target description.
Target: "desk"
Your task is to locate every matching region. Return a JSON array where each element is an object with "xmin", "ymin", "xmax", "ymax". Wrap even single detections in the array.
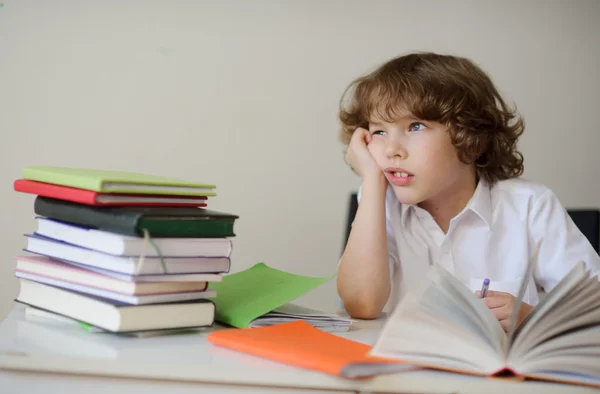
[{"xmin": 0, "ymin": 305, "xmax": 597, "ymax": 394}]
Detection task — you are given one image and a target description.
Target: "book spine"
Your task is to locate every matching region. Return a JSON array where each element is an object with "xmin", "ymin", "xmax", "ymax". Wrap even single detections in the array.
[
  {"xmin": 34, "ymin": 196, "xmax": 141, "ymax": 237},
  {"xmin": 137, "ymin": 218, "xmax": 236, "ymax": 237},
  {"xmin": 14, "ymin": 180, "xmax": 98, "ymax": 205}
]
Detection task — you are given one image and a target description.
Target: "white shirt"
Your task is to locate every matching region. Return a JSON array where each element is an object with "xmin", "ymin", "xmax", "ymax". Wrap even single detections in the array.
[{"xmin": 357, "ymin": 178, "xmax": 600, "ymax": 312}]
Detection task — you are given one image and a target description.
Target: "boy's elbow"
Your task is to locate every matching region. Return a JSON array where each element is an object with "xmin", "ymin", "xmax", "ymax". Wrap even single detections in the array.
[
  {"xmin": 349, "ymin": 309, "xmax": 381, "ymax": 320},
  {"xmin": 344, "ymin": 301, "xmax": 384, "ymax": 320},
  {"xmin": 337, "ymin": 276, "xmax": 389, "ymax": 319}
]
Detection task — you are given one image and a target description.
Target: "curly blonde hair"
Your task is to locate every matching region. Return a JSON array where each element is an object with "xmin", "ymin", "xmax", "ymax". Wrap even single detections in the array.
[{"xmin": 339, "ymin": 52, "xmax": 524, "ymax": 184}]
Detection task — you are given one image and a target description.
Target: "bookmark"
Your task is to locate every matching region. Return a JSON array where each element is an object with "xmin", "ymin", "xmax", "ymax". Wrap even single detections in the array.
[{"xmin": 134, "ymin": 229, "xmax": 168, "ymax": 275}]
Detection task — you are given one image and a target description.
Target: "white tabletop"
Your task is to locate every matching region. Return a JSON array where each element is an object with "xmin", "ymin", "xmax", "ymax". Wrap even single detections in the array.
[{"xmin": 0, "ymin": 305, "xmax": 597, "ymax": 394}]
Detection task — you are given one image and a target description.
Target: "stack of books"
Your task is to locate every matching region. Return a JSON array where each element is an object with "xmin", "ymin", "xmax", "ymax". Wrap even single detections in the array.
[{"xmin": 12, "ymin": 166, "xmax": 239, "ymax": 335}]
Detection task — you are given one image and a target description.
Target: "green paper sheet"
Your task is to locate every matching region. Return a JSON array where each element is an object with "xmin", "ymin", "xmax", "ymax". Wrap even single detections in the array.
[{"xmin": 209, "ymin": 263, "xmax": 334, "ymax": 328}]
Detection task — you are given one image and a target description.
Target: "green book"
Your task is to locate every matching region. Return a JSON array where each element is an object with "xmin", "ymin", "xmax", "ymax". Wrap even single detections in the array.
[
  {"xmin": 23, "ymin": 166, "xmax": 216, "ymax": 196},
  {"xmin": 209, "ymin": 263, "xmax": 335, "ymax": 328},
  {"xmin": 34, "ymin": 196, "xmax": 239, "ymax": 237}
]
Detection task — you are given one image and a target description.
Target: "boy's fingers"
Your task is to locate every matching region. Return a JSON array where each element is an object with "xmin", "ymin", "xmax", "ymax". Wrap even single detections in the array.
[
  {"xmin": 474, "ymin": 290, "xmax": 503, "ymax": 297},
  {"xmin": 351, "ymin": 128, "xmax": 369, "ymax": 147},
  {"xmin": 353, "ymin": 127, "xmax": 368, "ymax": 137},
  {"xmin": 489, "ymin": 306, "xmax": 512, "ymax": 321},
  {"xmin": 481, "ymin": 290, "xmax": 506, "ymax": 298},
  {"xmin": 482, "ymin": 295, "xmax": 509, "ymax": 309},
  {"xmin": 475, "ymin": 290, "xmax": 517, "ymax": 332}
]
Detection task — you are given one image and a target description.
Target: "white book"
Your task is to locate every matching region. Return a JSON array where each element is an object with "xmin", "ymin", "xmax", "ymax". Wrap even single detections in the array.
[
  {"xmin": 16, "ymin": 272, "xmax": 216, "ymax": 305},
  {"xmin": 369, "ymin": 261, "xmax": 600, "ymax": 388},
  {"xmin": 56, "ymin": 261, "xmax": 224, "ymax": 283},
  {"xmin": 16, "ymin": 279, "xmax": 216, "ymax": 332},
  {"xmin": 25, "ymin": 234, "xmax": 231, "ymax": 275},
  {"xmin": 24, "ymin": 306, "xmax": 207, "ymax": 338},
  {"xmin": 15, "ymin": 255, "xmax": 214, "ymax": 295},
  {"xmin": 34, "ymin": 217, "xmax": 233, "ymax": 257}
]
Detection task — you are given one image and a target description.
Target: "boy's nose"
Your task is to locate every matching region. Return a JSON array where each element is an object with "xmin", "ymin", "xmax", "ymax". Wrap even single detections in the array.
[{"xmin": 385, "ymin": 138, "xmax": 408, "ymax": 159}]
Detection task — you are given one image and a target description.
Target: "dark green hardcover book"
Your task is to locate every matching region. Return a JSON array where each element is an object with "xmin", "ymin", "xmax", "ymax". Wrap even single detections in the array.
[{"xmin": 34, "ymin": 196, "xmax": 239, "ymax": 238}]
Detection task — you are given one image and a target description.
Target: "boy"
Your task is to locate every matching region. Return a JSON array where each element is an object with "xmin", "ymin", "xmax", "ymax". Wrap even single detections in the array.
[{"xmin": 337, "ymin": 52, "xmax": 600, "ymax": 331}]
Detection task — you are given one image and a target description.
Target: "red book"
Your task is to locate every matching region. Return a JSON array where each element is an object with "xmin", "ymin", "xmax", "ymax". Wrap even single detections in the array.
[{"xmin": 14, "ymin": 179, "xmax": 208, "ymax": 207}]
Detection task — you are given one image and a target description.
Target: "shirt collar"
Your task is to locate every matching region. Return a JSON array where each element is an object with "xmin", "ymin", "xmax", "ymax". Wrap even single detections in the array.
[
  {"xmin": 400, "ymin": 200, "xmax": 414, "ymax": 227},
  {"xmin": 399, "ymin": 179, "xmax": 492, "ymax": 229},
  {"xmin": 467, "ymin": 179, "xmax": 492, "ymax": 229}
]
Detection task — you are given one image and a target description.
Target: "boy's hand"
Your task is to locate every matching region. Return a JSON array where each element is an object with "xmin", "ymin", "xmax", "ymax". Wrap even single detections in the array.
[
  {"xmin": 474, "ymin": 290, "xmax": 534, "ymax": 332},
  {"xmin": 345, "ymin": 128, "xmax": 382, "ymax": 180}
]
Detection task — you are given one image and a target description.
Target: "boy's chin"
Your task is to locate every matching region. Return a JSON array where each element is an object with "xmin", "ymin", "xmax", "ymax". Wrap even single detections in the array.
[{"xmin": 391, "ymin": 187, "xmax": 423, "ymax": 206}]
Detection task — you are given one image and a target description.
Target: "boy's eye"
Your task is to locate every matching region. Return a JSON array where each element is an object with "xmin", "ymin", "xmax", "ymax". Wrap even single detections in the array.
[
  {"xmin": 372, "ymin": 130, "xmax": 386, "ymax": 136},
  {"xmin": 409, "ymin": 122, "xmax": 426, "ymax": 132}
]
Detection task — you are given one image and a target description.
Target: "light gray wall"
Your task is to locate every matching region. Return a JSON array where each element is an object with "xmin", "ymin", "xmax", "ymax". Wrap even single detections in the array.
[{"xmin": 1, "ymin": 0, "xmax": 599, "ymax": 318}]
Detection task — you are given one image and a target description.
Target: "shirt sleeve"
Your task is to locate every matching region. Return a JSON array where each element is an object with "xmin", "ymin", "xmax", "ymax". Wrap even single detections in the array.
[{"xmin": 530, "ymin": 189, "xmax": 600, "ymax": 293}]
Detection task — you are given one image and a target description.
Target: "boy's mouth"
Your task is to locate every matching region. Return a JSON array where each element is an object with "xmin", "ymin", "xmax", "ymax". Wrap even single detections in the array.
[
  {"xmin": 385, "ymin": 168, "xmax": 413, "ymax": 177},
  {"xmin": 385, "ymin": 168, "xmax": 414, "ymax": 186}
]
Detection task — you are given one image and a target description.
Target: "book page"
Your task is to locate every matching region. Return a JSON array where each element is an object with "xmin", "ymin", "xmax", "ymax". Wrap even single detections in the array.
[
  {"xmin": 505, "ymin": 254, "xmax": 538, "ymax": 347},
  {"xmin": 514, "ymin": 326, "xmax": 600, "ymax": 384},
  {"xmin": 508, "ymin": 262, "xmax": 593, "ymax": 357},
  {"xmin": 519, "ymin": 277, "xmax": 600, "ymax": 350},
  {"xmin": 510, "ymin": 261, "xmax": 587, "ymax": 345},
  {"xmin": 515, "ymin": 325, "xmax": 600, "ymax": 367},
  {"xmin": 370, "ymin": 265, "xmax": 506, "ymax": 374},
  {"xmin": 431, "ymin": 263, "xmax": 507, "ymax": 355},
  {"xmin": 508, "ymin": 266, "xmax": 600, "ymax": 377},
  {"xmin": 519, "ymin": 356, "xmax": 600, "ymax": 379}
]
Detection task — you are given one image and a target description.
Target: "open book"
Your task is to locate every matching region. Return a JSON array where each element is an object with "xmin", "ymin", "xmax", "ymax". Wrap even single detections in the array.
[{"xmin": 370, "ymin": 261, "xmax": 600, "ymax": 388}]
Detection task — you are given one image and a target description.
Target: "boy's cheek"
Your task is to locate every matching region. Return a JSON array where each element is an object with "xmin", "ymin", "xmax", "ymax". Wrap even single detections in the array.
[{"xmin": 367, "ymin": 143, "xmax": 384, "ymax": 162}]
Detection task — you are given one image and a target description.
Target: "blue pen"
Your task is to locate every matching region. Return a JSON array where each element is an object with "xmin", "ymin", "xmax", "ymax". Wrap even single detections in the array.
[{"xmin": 480, "ymin": 278, "xmax": 490, "ymax": 298}]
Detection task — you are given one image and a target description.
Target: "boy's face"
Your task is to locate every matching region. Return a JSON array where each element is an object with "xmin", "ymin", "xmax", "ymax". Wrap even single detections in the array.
[{"xmin": 367, "ymin": 112, "xmax": 475, "ymax": 207}]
